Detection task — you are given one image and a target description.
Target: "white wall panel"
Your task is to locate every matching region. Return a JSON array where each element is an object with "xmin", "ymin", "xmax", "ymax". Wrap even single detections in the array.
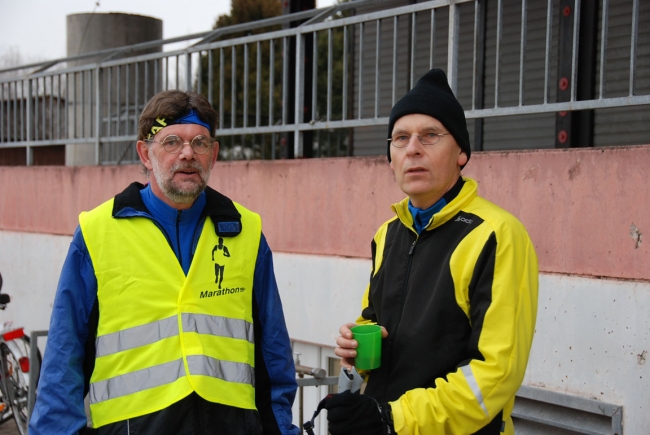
[{"xmin": 2, "ymin": 231, "xmax": 648, "ymax": 432}]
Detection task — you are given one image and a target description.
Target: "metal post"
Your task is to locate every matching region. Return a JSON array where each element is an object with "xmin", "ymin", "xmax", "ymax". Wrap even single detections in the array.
[
  {"xmin": 447, "ymin": 2, "xmax": 460, "ymax": 93},
  {"xmin": 294, "ymin": 33, "xmax": 305, "ymax": 157},
  {"xmin": 95, "ymin": 67, "xmax": 101, "ymax": 164},
  {"xmin": 26, "ymin": 79, "xmax": 33, "ymax": 165},
  {"xmin": 27, "ymin": 330, "xmax": 48, "ymax": 421}
]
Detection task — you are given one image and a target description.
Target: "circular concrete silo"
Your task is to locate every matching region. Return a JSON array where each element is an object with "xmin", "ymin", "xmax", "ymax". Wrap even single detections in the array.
[{"xmin": 66, "ymin": 13, "xmax": 162, "ymax": 165}]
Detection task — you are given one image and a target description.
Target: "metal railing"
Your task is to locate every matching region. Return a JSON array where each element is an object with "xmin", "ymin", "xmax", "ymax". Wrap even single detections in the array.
[
  {"xmin": 1, "ymin": 0, "xmax": 649, "ymax": 164},
  {"xmin": 295, "ymin": 371, "xmax": 624, "ymax": 435}
]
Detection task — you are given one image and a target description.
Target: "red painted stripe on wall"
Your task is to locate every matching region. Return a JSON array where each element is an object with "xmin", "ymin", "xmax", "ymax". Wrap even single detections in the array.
[{"xmin": 1, "ymin": 146, "xmax": 648, "ymax": 280}]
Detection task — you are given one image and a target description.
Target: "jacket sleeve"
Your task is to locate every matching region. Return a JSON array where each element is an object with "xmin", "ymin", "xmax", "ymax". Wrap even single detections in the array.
[
  {"xmin": 389, "ymin": 220, "xmax": 539, "ymax": 435},
  {"xmin": 252, "ymin": 233, "xmax": 300, "ymax": 435},
  {"xmin": 29, "ymin": 227, "xmax": 97, "ymax": 435}
]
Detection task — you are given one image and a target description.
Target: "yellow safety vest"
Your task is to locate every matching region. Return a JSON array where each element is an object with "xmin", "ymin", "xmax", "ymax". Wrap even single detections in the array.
[{"xmin": 79, "ymin": 197, "xmax": 261, "ymax": 428}]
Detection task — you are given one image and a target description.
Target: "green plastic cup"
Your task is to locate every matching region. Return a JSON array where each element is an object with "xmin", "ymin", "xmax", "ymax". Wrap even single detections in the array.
[{"xmin": 351, "ymin": 324, "xmax": 382, "ymax": 370}]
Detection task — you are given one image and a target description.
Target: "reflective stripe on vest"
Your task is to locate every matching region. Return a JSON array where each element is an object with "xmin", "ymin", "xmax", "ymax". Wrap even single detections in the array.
[
  {"xmin": 95, "ymin": 313, "xmax": 254, "ymax": 358},
  {"xmin": 80, "ymin": 197, "xmax": 261, "ymax": 428}
]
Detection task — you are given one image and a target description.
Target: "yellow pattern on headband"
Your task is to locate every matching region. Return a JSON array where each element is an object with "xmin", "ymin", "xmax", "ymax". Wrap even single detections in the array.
[{"xmin": 147, "ymin": 117, "xmax": 169, "ymax": 139}]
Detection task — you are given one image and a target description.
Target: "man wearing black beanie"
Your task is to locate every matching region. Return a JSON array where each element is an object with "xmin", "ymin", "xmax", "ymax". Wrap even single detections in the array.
[{"xmin": 319, "ymin": 69, "xmax": 539, "ymax": 435}]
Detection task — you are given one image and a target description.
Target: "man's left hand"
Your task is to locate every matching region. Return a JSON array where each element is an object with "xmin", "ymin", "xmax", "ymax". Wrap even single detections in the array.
[{"xmin": 318, "ymin": 390, "xmax": 394, "ymax": 435}]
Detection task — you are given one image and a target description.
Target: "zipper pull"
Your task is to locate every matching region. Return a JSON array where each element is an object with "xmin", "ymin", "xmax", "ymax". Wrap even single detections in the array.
[{"xmin": 408, "ymin": 239, "xmax": 417, "ymax": 255}]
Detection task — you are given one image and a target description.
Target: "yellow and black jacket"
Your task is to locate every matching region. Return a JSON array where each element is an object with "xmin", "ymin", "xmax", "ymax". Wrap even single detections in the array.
[{"xmin": 359, "ymin": 177, "xmax": 538, "ymax": 435}]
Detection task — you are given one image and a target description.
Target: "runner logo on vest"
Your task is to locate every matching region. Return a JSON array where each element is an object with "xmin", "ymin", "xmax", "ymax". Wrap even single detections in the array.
[
  {"xmin": 212, "ymin": 237, "xmax": 230, "ymax": 288},
  {"xmin": 200, "ymin": 239, "xmax": 245, "ymax": 299}
]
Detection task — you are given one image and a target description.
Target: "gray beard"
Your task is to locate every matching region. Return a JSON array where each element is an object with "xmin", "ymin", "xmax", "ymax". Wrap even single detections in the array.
[{"xmin": 150, "ymin": 159, "xmax": 211, "ymax": 206}]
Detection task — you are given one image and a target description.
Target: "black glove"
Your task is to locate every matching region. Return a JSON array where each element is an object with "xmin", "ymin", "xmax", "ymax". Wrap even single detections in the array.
[{"xmin": 319, "ymin": 390, "xmax": 394, "ymax": 435}]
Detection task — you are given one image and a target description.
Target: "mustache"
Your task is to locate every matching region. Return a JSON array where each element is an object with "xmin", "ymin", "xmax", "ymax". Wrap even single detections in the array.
[{"xmin": 171, "ymin": 161, "xmax": 204, "ymax": 173}]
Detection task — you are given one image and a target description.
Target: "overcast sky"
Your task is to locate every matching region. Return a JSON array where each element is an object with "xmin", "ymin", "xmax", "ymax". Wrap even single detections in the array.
[{"xmin": 0, "ymin": 0, "xmax": 336, "ymax": 66}]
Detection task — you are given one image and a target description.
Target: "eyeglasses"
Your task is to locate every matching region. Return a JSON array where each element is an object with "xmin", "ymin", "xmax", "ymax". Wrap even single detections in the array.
[
  {"xmin": 146, "ymin": 134, "xmax": 213, "ymax": 155},
  {"xmin": 388, "ymin": 132, "xmax": 451, "ymax": 148}
]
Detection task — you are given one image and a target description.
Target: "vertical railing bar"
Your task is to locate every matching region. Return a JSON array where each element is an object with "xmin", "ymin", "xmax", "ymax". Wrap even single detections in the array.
[
  {"xmin": 598, "ymin": 0, "xmax": 608, "ymax": 99},
  {"xmin": 25, "ymin": 80, "xmax": 31, "ymax": 164},
  {"xmin": 282, "ymin": 37, "xmax": 289, "ymax": 125},
  {"xmin": 544, "ymin": 0, "xmax": 553, "ymax": 104},
  {"xmin": 165, "ymin": 56, "xmax": 171, "ymax": 91},
  {"xmin": 41, "ymin": 78, "xmax": 46, "ymax": 141},
  {"xmin": 144, "ymin": 61, "xmax": 149, "ymax": 104},
  {"xmin": 10, "ymin": 82, "xmax": 13, "ymax": 142},
  {"xmin": 570, "ymin": 0, "xmax": 581, "ymax": 103},
  {"xmin": 208, "ymin": 50, "xmax": 214, "ymax": 105},
  {"xmin": 57, "ymin": 75, "xmax": 62, "ymax": 139},
  {"xmin": 269, "ymin": 40, "xmax": 275, "ymax": 128},
  {"xmin": 448, "ymin": 3, "xmax": 460, "ymax": 93},
  {"xmin": 410, "ymin": 13, "xmax": 416, "ymax": 88},
  {"xmin": 219, "ymin": 48, "xmax": 224, "ymax": 129},
  {"xmin": 125, "ymin": 65, "xmax": 130, "ymax": 136},
  {"xmin": 36, "ymin": 78, "xmax": 40, "ymax": 141},
  {"xmin": 73, "ymin": 73, "xmax": 77, "ymax": 139},
  {"xmin": 270, "ymin": 39, "xmax": 275, "ymax": 158},
  {"xmin": 232, "ymin": 46, "xmax": 237, "ymax": 129},
  {"xmin": 18, "ymin": 81, "xmax": 22, "ymax": 142},
  {"xmin": 175, "ymin": 55, "xmax": 179, "ymax": 90},
  {"xmin": 1, "ymin": 84, "xmax": 4, "ymax": 144},
  {"xmin": 135, "ymin": 63, "xmax": 140, "ymax": 135},
  {"xmin": 117, "ymin": 66, "xmax": 122, "ymax": 136},
  {"xmin": 25, "ymin": 80, "xmax": 31, "ymax": 152},
  {"xmin": 313, "ymin": 32, "xmax": 318, "ymax": 122},
  {"xmin": 430, "ymin": 9, "xmax": 436, "ymax": 70},
  {"xmin": 519, "ymin": 0, "xmax": 527, "ymax": 106},
  {"xmin": 37, "ymin": 78, "xmax": 45, "ymax": 140},
  {"xmin": 495, "ymin": 0, "xmax": 503, "ymax": 107},
  {"xmin": 49, "ymin": 76, "xmax": 54, "ymax": 140},
  {"xmin": 64, "ymin": 74, "xmax": 68, "ymax": 140},
  {"xmin": 81, "ymin": 71, "xmax": 86, "ymax": 138},
  {"xmin": 392, "ymin": 16, "xmax": 397, "ymax": 106},
  {"xmin": 256, "ymin": 41, "xmax": 261, "ymax": 127},
  {"xmin": 342, "ymin": 26, "xmax": 348, "ymax": 120},
  {"xmin": 42, "ymin": 78, "xmax": 46, "ymax": 140},
  {"xmin": 358, "ymin": 22, "xmax": 364, "ymax": 119},
  {"xmin": 472, "ymin": 1, "xmax": 479, "ymax": 110},
  {"xmin": 374, "ymin": 19, "xmax": 380, "ymax": 119},
  {"xmin": 34, "ymin": 79, "xmax": 39, "ymax": 142},
  {"xmin": 154, "ymin": 58, "xmax": 159, "ymax": 94},
  {"xmin": 15, "ymin": 81, "xmax": 18, "ymax": 143},
  {"xmin": 629, "ymin": 0, "xmax": 639, "ymax": 96},
  {"xmin": 39, "ymin": 78, "xmax": 43, "ymax": 141},
  {"xmin": 328, "ymin": 28, "xmax": 333, "ymax": 122},
  {"xmin": 107, "ymin": 67, "xmax": 112, "ymax": 137},
  {"xmin": 186, "ymin": 52, "xmax": 192, "ymax": 91},
  {"xmin": 95, "ymin": 67, "xmax": 101, "ymax": 164},
  {"xmin": 244, "ymin": 44, "xmax": 249, "ymax": 129},
  {"xmin": 33, "ymin": 79, "xmax": 37, "ymax": 142},
  {"xmin": 294, "ymin": 33, "xmax": 305, "ymax": 157},
  {"xmin": 198, "ymin": 51, "xmax": 203, "ymax": 94}
]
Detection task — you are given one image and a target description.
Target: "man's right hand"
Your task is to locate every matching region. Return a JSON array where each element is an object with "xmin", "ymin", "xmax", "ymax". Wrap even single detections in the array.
[{"xmin": 334, "ymin": 323, "xmax": 388, "ymax": 369}]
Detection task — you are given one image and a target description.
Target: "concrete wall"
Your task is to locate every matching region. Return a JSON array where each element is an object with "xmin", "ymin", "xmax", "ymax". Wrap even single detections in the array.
[{"xmin": 1, "ymin": 145, "xmax": 649, "ymax": 432}]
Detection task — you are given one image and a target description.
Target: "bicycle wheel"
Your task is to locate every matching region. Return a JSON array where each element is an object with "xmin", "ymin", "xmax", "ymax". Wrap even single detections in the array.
[{"xmin": 1, "ymin": 341, "xmax": 29, "ymax": 435}]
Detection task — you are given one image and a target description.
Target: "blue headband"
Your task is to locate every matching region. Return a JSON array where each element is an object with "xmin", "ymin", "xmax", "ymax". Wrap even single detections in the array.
[{"xmin": 147, "ymin": 109, "xmax": 212, "ymax": 139}]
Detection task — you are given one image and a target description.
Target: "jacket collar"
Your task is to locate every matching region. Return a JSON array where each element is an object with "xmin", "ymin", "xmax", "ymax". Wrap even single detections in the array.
[
  {"xmin": 112, "ymin": 182, "xmax": 243, "ymax": 237},
  {"xmin": 392, "ymin": 176, "xmax": 477, "ymax": 232}
]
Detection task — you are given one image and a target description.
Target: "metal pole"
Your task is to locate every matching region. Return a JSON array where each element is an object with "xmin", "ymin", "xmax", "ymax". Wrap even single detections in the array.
[{"xmin": 27, "ymin": 330, "xmax": 48, "ymax": 421}]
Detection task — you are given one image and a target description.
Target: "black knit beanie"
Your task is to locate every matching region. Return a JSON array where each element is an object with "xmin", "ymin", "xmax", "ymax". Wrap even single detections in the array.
[{"xmin": 387, "ymin": 69, "xmax": 471, "ymax": 167}]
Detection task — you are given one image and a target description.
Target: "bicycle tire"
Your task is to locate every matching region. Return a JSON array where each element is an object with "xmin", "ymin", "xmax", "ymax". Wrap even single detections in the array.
[{"xmin": 1, "ymin": 341, "xmax": 30, "ymax": 435}]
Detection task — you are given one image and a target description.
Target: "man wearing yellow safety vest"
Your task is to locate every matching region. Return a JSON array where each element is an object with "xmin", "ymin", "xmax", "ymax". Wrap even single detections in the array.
[
  {"xmin": 30, "ymin": 90, "xmax": 300, "ymax": 435},
  {"xmin": 320, "ymin": 69, "xmax": 539, "ymax": 435}
]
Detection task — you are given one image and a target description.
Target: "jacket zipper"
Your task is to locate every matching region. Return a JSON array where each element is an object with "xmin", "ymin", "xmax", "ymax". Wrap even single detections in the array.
[{"xmin": 385, "ymin": 236, "xmax": 417, "ymax": 382}]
